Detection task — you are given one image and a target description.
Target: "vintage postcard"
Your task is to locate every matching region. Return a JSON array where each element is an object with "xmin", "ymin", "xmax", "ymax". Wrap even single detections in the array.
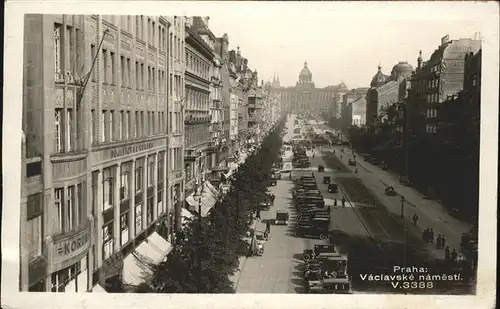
[{"xmin": 2, "ymin": 1, "xmax": 498, "ymax": 309}]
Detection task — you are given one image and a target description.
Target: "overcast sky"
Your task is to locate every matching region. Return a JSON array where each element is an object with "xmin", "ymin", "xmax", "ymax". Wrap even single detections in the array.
[{"xmin": 206, "ymin": 4, "xmax": 487, "ymax": 89}]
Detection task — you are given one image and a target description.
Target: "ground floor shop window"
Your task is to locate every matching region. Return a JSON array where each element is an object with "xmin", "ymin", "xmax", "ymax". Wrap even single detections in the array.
[
  {"xmin": 157, "ymin": 188, "xmax": 163, "ymax": 216},
  {"xmin": 51, "ymin": 262, "xmax": 81, "ymax": 292},
  {"xmin": 147, "ymin": 197, "xmax": 154, "ymax": 225},
  {"xmin": 135, "ymin": 203, "xmax": 142, "ymax": 235},
  {"xmin": 120, "ymin": 211, "xmax": 129, "ymax": 246},
  {"xmin": 102, "ymin": 221, "xmax": 114, "ymax": 260}
]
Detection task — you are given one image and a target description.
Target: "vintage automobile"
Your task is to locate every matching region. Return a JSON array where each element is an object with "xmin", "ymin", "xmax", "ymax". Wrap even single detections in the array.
[
  {"xmin": 295, "ymin": 218, "xmax": 330, "ymax": 240},
  {"xmin": 270, "ymin": 177, "xmax": 277, "ymax": 186},
  {"xmin": 328, "ymin": 183, "xmax": 339, "ymax": 193},
  {"xmin": 255, "ymin": 233, "xmax": 267, "ymax": 256},
  {"xmin": 348, "ymin": 159, "xmax": 356, "ymax": 166},
  {"xmin": 323, "ymin": 176, "xmax": 331, "ymax": 184},
  {"xmin": 302, "ymin": 244, "xmax": 338, "ymax": 261},
  {"xmin": 318, "ymin": 165, "xmax": 325, "ymax": 172},
  {"xmin": 258, "ymin": 200, "xmax": 272, "ymax": 210},
  {"xmin": 275, "ymin": 210, "xmax": 289, "ymax": 225},
  {"xmin": 385, "ymin": 186, "xmax": 397, "ymax": 196}
]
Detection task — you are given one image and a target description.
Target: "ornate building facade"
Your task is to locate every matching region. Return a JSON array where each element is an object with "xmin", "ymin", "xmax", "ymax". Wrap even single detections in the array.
[
  {"xmin": 21, "ymin": 14, "xmax": 180, "ymax": 293},
  {"xmin": 271, "ymin": 61, "xmax": 349, "ymax": 116}
]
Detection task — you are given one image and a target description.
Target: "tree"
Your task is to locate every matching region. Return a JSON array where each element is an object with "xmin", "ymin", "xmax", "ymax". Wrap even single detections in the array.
[{"xmin": 144, "ymin": 115, "xmax": 287, "ymax": 293}]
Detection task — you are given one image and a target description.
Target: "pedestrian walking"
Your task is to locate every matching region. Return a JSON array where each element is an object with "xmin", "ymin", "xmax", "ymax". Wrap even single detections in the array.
[
  {"xmin": 436, "ymin": 235, "xmax": 442, "ymax": 249},
  {"xmin": 334, "ymin": 198, "xmax": 338, "ymax": 206},
  {"xmin": 341, "ymin": 196, "xmax": 346, "ymax": 207},
  {"xmin": 451, "ymin": 249, "xmax": 458, "ymax": 262},
  {"xmin": 412, "ymin": 214, "xmax": 419, "ymax": 225},
  {"xmin": 256, "ymin": 210, "xmax": 261, "ymax": 220},
  {"xmin": 354, "ymin": 168, "xmax": 358, "ymax": 174},
  {"xmin": 444, "ymin": 246, "xmax": 451, "ymax": 261},
  {"xmin": 266, "ymin": 221, "xmax": 271, "ymax": 234}
]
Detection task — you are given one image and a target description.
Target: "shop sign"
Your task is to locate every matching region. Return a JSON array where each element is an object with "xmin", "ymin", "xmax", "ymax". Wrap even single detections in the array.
[
  {"xmin": 93, "ymin": 138, "xmax": 166, "ymax": 163},
  {"xmin": 53, "ymin": 227, "xmax": 90, "ymax": 264}
]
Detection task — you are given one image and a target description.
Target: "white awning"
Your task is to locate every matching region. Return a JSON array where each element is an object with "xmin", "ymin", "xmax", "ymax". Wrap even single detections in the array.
[
  {"xmin": 181, "ymin": 207, "xmax": 193, "ymax": 226},
  {"xmin": 91, "ymin": 284, "xmax": 107, "ymax": 293},
  {"xmin": 185, "ymin": 187, "xmax": 217, "ymax": 217},
  {"xmin": 122, "ymin": 232, "xmax": 173, "ymax": 287}
]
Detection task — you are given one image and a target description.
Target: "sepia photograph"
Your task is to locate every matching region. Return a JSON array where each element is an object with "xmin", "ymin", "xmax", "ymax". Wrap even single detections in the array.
[{"xmin": 2, "ymin": 1, "xmax": 498, "ymax": 309}]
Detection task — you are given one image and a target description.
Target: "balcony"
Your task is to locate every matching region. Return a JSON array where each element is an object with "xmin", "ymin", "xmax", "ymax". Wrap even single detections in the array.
[{"xmin": 184, "ymin": 149, "xmax": 199, "ymax": 162}]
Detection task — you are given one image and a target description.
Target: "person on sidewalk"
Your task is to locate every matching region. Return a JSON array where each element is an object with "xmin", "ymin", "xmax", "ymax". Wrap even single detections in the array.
[
  {"xmin": 412, "ymin": 214, "xmax": 419, "ymax": 225},
  {"xmin": 451, "ymin": 248, "xmax": 458, "ymax": 262},
  {"xmin": 341, "ymin": 196, "xmax": 346, "ymax": 207},
  {"xmin": 266, "ymin": 221, "xmax": 271, "ymax": 234},
  {"xmin": 334, "ymin": 198, "xmax": 338, "ymax": 207},
  {"xmin": 444, "ymin": 246, "xmax": 451, "ymax": 261},
  {"xmin": 436, "ymin": 235, "xmax": 442, "ymax": 249},
  {"xmin": 354, "ymin": 168, "xmax": 358, "ymax": 174},
  {"xmin": 256, "ymin": 210, "xmax": 261, "ymax": 220}
]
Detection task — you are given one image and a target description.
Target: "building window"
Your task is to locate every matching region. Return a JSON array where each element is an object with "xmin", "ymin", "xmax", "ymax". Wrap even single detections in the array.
[
  {"xmin": 101, "ymin": 110, "xmax": 106, "ymax": 142},
  {"xmin": 102, "ymin": 222, "xmax": 114, "ymax": 260},
  {"xmin": 472, "ymin": 74, "xmax": 477, "ymax": 86},
  {"xmin": 147, "ymin": 197, "xmax": 154, "ymax": 225},
  {"xmin": 26, "ymin": 213, "xmax": 43, "ymax": 261},
  {"xmin": 135, "ymin": 160, "xmax": 143, "ymax": 193},
  {"xmin": 90, "ymin": 109, "xmax": 94, "ymax": 145},
  {"xmin": 66, "ymin": 109, "xmax": 73, "ymax": 151},
  {"xmin": 54, "ymin": 24, "xmax": 62, "ymax": 80},
  {"xmin": 118, "ymin": 111, "xmax": 123, "ymax": 140},
  {"xmin": 51, "ymin": 262, "xmax": 81, "ymax": 292},
  {"xmin": 110, "ymin": 52, "xmax": 116, "ymax": 84},
  {"xmin": 55, "ymin": 109, "xmax": 62, "ymax": 153},
  {"xmin": 120, "ymin": 162, "xmax": 131, "ymax": 200},
  {"xmin": 55, "ymin": 188, "xmax": 64, "ymax": 233},
  {"xmin": 147, "ymin": 157, "xmax": 154, "ymax": 187},
  {"xmin": 66, "ymin": 186, "xmax": 76, "ymax": 231},
  {"xmin": 109, "ymin": 111, "xmax": 114, "ymax": 142},
  {"xmin": 120, "ymin": 212, "xmax": 129, "ymax": 246},
  {"xmin": 102, "ymin": 49, "xmax": 108, "ymax": 84},
  {"xmin": 135, "ymin": 203, "xmax": 142, "ymax": 235},
  {"xmin": 102, "ymin": 167, "xmax": 114, "ymax": 211}
]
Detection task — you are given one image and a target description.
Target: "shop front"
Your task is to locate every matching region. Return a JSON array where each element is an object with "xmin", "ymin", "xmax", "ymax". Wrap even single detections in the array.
[
  {"xmin": 48, "ymin": 223, "xmax": 91, "ymax": 292},
  {"xmin": 184, "ymin": 181, "xmax": 219, "ymax": 217},
  {"xmin": 121, "ymin": 231, "xmax": 173, "ymax": 288}
]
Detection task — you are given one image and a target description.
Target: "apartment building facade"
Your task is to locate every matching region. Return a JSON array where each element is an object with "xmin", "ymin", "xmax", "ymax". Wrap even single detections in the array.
[
  {"xmin": 183, "ymin": 22, "xmax": 219, "ymax": 217},
  {"xmin": 20, "ymin": 14, "xmax": 183, "ymax": 293}
]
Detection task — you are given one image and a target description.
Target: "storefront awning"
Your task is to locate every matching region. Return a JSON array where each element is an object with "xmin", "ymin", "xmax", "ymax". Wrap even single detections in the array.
[
  {"xmin": 185, "ymin": 181, "xmax": 218, "ymax": 217},
  {"xmin": 122, "ymin": 232, "xmax": 173, "ymax": 287},
  {"xmin": 181, "ymin": 207, "xmax": 193, "ymax": 226},
  {"xmin": 91, "ymin": 283, "xmax": 107, "ymax": 293}
]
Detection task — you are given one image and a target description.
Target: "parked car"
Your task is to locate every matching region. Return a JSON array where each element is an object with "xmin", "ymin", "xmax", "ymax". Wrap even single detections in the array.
[
  {"xmin": 318, "ymin": 165, "xmax": 325, "ymax": 172},
  {"xmin": 323, "ymin": 176, "xmax": 331, "ymax": 184},
  {"xmin": 275, "ymin": 210, "xmax": 289, "ymax": 225},
  {"xmin": 328, "ymin": 183, "xmax": 339, "ymax": 193},
  {"xmin": 348, "ymin": 159, "xmax": 356, "ymax": 166}
]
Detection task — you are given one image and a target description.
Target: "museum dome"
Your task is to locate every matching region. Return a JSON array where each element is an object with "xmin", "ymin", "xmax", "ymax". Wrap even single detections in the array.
[
  {"xmin": 370, "ymin": 65, "xmax": 389, "ymax": 88},
  {"xmin": 391, "ymin": 61, "xmax": 414, "ymax": 79},
  {"xmin": 299, "ymin": 61, "xmax": 313, "ymax": 83}
]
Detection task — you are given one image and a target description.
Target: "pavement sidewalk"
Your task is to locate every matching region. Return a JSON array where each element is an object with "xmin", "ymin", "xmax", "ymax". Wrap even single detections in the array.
[
  {"xmin": 330, "ymin": 145, "xmax": 472, "ymax": 259},
  {"xmin": 229, "ymin": 219, "xmax": 259, "ymax": 290}
]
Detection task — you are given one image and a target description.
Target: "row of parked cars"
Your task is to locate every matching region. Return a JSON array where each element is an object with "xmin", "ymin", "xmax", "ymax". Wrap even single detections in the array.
[
  {"xmin": 293, "ymin": 175, "xmax": 331, "ymax": 240},
  {"xmin": 292, "ymin": 145, "xmax": 311, "ymax": 168},
  {"xmin": 302, "ymin": 244, "xmax": 352, "ymax": 293}
]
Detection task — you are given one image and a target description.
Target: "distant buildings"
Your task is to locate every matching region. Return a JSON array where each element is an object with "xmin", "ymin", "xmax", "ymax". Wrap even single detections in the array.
[
  {"xmin": 271, "ymin": 61, "xmax": 348, "ymax": 116},
  {"xmin": 20, "ymin": 14, "xmax": 282, "ymax": 293},
  {"xmin": 409, "ymin": 37, "xmax": 481, "ymax": 135},
  {"xmin": 365, "ymin": 62, "xmax": 414, "ymax": 127}
]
